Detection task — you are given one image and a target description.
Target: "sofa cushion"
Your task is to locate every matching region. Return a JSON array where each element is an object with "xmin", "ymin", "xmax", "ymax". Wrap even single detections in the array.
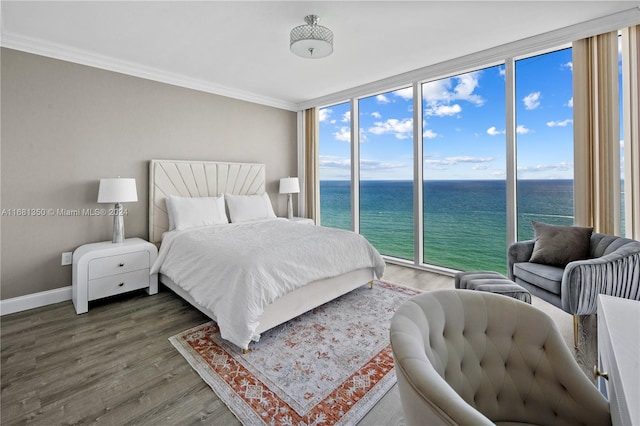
[
  {"xmin": 529, "ymin": 221, "xmax": 593, "ymax": 267},
  {"xmin": 513, "ymin": 262, "xmax": 564, "ymax": 295}
]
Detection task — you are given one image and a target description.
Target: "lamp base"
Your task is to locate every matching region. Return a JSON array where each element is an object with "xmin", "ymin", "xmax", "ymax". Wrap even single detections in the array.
[
  {"xmin": 287, "ymin": 194, "xmax": 293, "ymax": 219},
  {"xmin": 112, "ymin": 202, "xmax": 125, "ymax": 243}
]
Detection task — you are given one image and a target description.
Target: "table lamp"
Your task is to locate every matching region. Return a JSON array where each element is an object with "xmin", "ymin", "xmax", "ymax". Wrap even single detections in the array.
[
  {"xmin": 97, "ymin": 177, "xmax": 138, "ymax": 243},
  {"xmin": 279, "ymin": 177, "xmax": 300, "ymax": 219}
]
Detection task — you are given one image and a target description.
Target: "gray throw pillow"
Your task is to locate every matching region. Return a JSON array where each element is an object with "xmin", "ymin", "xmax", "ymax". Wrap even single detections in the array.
[{"xmin": 529, "ymin": 221, "xmax": 593, "ymax": 267}]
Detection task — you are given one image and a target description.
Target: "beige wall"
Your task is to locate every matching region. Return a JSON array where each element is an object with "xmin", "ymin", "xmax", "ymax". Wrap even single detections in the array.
[{"xmin": 1, "ymin": 48, "xmax": 298, "ymax": 300}]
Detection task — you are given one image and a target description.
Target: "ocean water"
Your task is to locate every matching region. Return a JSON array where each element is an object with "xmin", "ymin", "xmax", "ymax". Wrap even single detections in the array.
[{"xmin": 320, "ymin": 180, "xmax": 577, "ymax": 275}]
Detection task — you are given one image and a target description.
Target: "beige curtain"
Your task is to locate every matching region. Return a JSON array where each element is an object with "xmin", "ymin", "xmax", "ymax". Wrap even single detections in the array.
[
  {"xmin": 573, "ymin": 31, "xmax": 620, "ymax": 235},
  {"xmin": 622, "ymin": 25, "xmax": 640, "ymax": 240},
  {"xmin": 304, "ymin": 108, "xmax": 320, "ymax": 221}
]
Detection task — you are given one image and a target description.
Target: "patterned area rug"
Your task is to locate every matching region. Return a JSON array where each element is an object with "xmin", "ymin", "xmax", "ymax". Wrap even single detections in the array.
[{"xmin": 169, "ymin": 281, "xmax": 419, "ymax": 425}]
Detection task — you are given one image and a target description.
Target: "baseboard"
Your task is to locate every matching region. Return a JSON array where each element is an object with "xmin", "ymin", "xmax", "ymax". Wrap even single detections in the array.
[{"xmin": 0, "ymin": 286, "xmax": 72, "ymax": 316}]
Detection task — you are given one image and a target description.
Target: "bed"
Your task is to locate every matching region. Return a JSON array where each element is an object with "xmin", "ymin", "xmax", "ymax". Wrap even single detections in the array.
[{"xmin": 148, "ymin": 159, "xmax": 385, "ymax": 352}]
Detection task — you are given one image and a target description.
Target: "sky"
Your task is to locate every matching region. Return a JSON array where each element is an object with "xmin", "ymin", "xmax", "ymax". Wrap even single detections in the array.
[{"xmin": 318, "ymin": 46, "xmax": 623, "ymax": 181}]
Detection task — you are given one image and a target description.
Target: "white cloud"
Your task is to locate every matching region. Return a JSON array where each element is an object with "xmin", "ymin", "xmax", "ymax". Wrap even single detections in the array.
[
  {"xmin": 453, "ymin": 73, "xmax": 485, "ymax": 106},
  {"xmin": 447, "ymin": 156, "xmax": 493, "ymax": 164},
  {"xmin": 333, "ymin": 126, "xmax": 351, "ymax": 142},
  {"xmin": 423, "ymin": 79, "xmax": 453, "ymax": 103},
  {"xmin": 518, "ymin": 162, "xmax": 572, "ymax": 172},
  {"xmin": 567, "ymin": 97, "xmax": 573, "ymax": 108},
  {"xmin": 473, "ymin": 164, "xmax": 490, "ymax": 170},
  {"xmin": 547, "ymin": 119, "xmax": 573, "ymax": 127},
  {"xmin": 424, "ymin": 159, "xmax": 450, "ymax": 166},
  {"xmin": 393, "ymin": 87, "xmax": 413, "ymax": 100},
  {"xmin": 319, "ymin": 155, "xmax": 350, "ymax": 169},
  {"xmin": 359, "ymin": 128, "xmax": 368, "ymax": 143},
  {"xmin": 319, "ymin": 108, "xmax": 331, "ymax": 122},
  {"xmin": 423, "ymin": 129, "xmax": 438, "ymax": 139},
  {"xmin": 561, "ymin": 61, "xmax": 573, "ymax": 72},
  {"xmin": 342, "ymin": 111, "xmax": 351, "ymax": 123},
  {"xmin": 422, "ymin": 71, "xmax": 485, "ymax": 109},
  {"xmin": 414, "ymin": 72, "xmax": 487, "ymax": 133},
  {"xmin": 516, "ymin": 125, "xmax": 531, "ymax": 134},
  {"xmin": 425, "ymin": 156, "xmax": 494, "ymax": 166},
  {"xmin": 360, "ymin": 159, "xmax": 406, "ymax": 170},
  {"xmin": 523, "ymin": 91, "xmax": 541, "ymax": 110},
  {"xmin": 425, "ymin": 104, "xmax": 462, "ymax": 117},
  {"xmin": 369, "ymin": 118, "xmax": 413, "ymax": 139},
  {"xmin": 487, "ymin": 126, "xmax": 505, "ymax": 136},
  {"xmin": 371, "ymin": 111, "xmax": 381, "ymax": 119},
  {"xmin": 376, "ymin": 94, "xmax": 390, "ymax": 104}
]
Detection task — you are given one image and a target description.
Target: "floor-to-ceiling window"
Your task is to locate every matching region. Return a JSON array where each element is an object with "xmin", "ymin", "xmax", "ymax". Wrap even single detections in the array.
[
  {"xmin": 318, "ymin": 102, "xmax": 352, "ymax": 230},
  {"xmin": 516, "ymin": 48, "xmax": 574, "ymax": 241},
  {"xmin": 422, "ymin": 66, "xmax": 507, "ymax": 273},
  {"xmin": 318, "ymin": 48, "xmax": 575, "ymax": 272},
  {"xmin": 313, "ymin": 25, "xmax": 634, "ymax": 272},
  {"xmin": 358, "ymin": 88, "xmax": 414, "ymax": 260}
]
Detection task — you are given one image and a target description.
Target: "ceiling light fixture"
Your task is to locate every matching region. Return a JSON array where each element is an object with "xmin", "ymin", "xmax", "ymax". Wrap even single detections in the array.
[{"xmin": 290, "ymin": 15, "xmax": 333, "ymax": 59}]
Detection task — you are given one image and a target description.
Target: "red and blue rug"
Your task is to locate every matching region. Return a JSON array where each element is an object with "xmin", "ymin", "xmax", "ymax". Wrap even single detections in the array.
[{"xmin": 169, "ymin": 281, "xmax": 418, "ymax": 425}]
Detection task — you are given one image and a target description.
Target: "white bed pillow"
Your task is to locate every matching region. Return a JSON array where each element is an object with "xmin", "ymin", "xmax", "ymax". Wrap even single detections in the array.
[
  {"xmin": 166, "ymin": 195, "xmax": 229, "ymax": 231},
  {"xmin": 225, "ymin": 193, "xmax": 277, "ymax": 223},
  {"xmin": 165, "ymin": 197, "xmax": 176, "ymax": 231}
]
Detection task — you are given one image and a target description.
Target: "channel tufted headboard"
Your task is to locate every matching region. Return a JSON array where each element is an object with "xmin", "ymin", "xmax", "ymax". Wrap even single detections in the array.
[{"xmin": 149, "ymin": 159, "xmax": 266, "ymax": 245}]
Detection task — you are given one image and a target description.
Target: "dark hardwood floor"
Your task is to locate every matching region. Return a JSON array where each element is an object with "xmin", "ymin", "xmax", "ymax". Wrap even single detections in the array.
[{"xmin": 1, "ymin": 263, "xmax": 597, "ymax": 425}]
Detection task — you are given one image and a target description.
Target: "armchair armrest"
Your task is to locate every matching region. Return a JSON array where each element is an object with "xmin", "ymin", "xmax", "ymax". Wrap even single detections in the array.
[
  {"xmin": 562, "ymin": 247, "xmax": 640, "ymax": 315},
  {"xmin": 507, "ymin": 240, "xmax": 534, "ymax": 280}
]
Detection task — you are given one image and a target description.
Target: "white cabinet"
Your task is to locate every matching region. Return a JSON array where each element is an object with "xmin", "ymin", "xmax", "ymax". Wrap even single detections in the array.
[
  {"xmin": 597, "ymin": 295, "xmax": 640, "ymax": 426},
  {"xmin": 72, "ymin": 238, "xmax": 158, "ymax": 314}
]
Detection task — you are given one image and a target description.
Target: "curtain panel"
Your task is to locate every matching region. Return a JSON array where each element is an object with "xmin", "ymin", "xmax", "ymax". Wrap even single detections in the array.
[
  {"xmin": 573, "ymin": 31, "xmax": 620, "ymax": 235},
  {"xmin": 622, "ymin": 25, "xmax": 640, "ymax": 240},
  {"xmin": 303, "ymin": 108, "xmax": 320, "ymax": 221}
]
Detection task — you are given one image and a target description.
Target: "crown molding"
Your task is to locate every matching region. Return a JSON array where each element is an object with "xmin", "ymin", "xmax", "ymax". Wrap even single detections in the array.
[
  {"xmin": 0, "ymin": 31, "xmax": 299, "ymax": 112},
  {"xmin": 297, "ymin": 7, "xmax": 640, "ymax": 110},
  {"xmin": 2, "ymin": 6, "xmax": 638, "ymax": 113}
]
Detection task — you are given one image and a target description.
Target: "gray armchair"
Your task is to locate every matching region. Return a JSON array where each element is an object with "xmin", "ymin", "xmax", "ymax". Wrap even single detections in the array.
[{"xmin": 508, "ymin": 232, "xmax": 640, "ymax": 346}]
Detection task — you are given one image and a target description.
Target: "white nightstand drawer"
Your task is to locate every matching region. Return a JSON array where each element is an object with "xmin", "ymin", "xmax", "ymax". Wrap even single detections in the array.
[
  {"xmin": 88, "ymin": 269, "xmax": 151, "ymax": 300},
  {"xmin": 88, "ymin": 251, "xmax": 149, "ymax": 280}
]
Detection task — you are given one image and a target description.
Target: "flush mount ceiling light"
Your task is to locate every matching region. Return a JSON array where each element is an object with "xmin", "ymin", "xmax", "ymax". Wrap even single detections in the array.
[{"xmin": 290, "ymin": 15, "xmax": 334, "ymax": 59}]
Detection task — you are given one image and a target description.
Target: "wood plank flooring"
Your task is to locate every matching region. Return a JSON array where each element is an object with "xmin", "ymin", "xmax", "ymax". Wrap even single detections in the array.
[{"xmin": 1, "ymin": 263, "xmax": 597, "ymax": 425}]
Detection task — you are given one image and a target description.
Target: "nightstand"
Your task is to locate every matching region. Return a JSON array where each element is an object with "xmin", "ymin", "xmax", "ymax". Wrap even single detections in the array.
[
  {"xmin": 288, "ymin": 217, "xmax": 315, "ymax": 225},
  {"xmin": 72, "ymin": 238, "xmax": 158, "ymax": 314}
]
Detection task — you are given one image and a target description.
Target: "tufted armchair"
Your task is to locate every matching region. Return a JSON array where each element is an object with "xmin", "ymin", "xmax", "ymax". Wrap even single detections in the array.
[
  {"xmin": 508, "ymin": 232, "xmax": 640, "ymax": 347},
  {"xmin": 390, "ymin": 289, "xmax": 611, "ymax": 426}
]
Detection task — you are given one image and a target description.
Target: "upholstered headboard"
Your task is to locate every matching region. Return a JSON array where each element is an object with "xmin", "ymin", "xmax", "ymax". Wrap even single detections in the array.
[{"xmin": 149, "ymin": 159, "xmax": 266, "ymax": 244}]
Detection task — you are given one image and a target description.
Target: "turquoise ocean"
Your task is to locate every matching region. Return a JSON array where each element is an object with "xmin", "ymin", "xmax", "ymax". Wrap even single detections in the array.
[{"xmin": 320, "ymin": 180, "xmax": 578, "ymax": 275}]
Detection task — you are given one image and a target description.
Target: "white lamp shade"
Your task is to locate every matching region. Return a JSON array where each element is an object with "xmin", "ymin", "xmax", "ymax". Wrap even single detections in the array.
[
  {"xmin": 97, "ymin": 178, "xmax": 138, "ymax": 203},
  {"xmin": 279, "ymin": 177, "xmax": 300, "ymax": 194}
]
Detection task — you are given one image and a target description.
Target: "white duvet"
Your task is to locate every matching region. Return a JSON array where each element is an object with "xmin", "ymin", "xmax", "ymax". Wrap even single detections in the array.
[{"xmin": 151, "ymin": 218, "xmax": 385, "ymax": 349}]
